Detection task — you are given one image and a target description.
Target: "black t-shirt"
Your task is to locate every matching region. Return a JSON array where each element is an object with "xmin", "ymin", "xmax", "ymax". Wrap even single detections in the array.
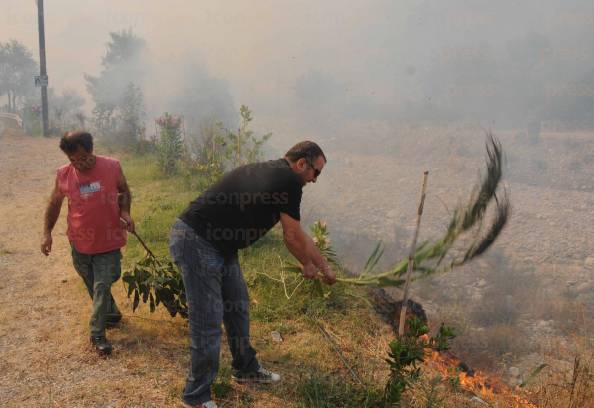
[{"xmin": 179, "ymin": 158, "xmax": 302, "ymax": 253}]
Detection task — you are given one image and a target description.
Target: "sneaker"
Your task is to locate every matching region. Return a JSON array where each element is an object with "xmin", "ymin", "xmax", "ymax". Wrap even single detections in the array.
[
  {"xmin": 182, "ymin": 400, "xmax": 218, "ymax": 408},
  {"xmin": 90, "ymin": 335, "xmax": 112, "ymax": 355},
  {"xmin": 232, "ymin": 367, "xmax": 281, "ymax": 384}
]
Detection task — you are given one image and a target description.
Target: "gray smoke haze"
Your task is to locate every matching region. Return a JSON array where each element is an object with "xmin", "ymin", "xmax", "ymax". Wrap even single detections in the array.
[{"xmin": 3, "ymin": 0, "xmax": 594, "ymax": 135}]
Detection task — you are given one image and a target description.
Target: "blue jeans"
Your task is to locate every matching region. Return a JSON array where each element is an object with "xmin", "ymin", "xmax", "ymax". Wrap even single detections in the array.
[{"xmin": 169, "ymin": 219, "xmax": 259, "ymax": 405}]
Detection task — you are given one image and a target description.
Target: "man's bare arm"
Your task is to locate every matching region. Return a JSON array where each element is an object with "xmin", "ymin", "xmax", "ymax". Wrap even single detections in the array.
[
  {"xmin": 116, "ymin": 167, "xmax": 132, "ymax": 214},
  {"xmin": 41, "ymin": 179, "xmax": 65, "ymax": 255},
  {"xmin": 116, "ymin": 166, "xmax": 135, "ymax": 232},
  {"xmin": 279, "ymin": 213, "xmax": 336, "ymax": 284}
]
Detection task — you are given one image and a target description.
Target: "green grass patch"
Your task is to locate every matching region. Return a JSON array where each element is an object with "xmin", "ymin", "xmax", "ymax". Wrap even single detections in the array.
[
  {"xmin": 120, "ymin": 153, "xmax": 199, "ymax": 262},
  {"xmin": 297, "ymin": 373, "xmax": 383, "ymax": 408},
  {"xmin": 120, "ymin": 152, "xmax": 357, "ymax": 323}
]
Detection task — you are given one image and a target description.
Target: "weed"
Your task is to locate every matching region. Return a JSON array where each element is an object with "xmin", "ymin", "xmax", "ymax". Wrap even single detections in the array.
[
  {"xmin": 212, "ymin": 366, "xmax": 233, "ymax": 399},
  {"xmin": 297, "ymin": 373, "xmax": 383, "ymax": 408},
  {"xmin": 384, "ymin": 318, "xmax": 456, "ymax": 406}
]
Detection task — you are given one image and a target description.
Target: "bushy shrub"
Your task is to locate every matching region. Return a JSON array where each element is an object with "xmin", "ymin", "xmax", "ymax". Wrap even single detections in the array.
[
  {"xmin": 156, "ymin": 113, "xmax": 184, "ymax": 175},
  {"xmin": 384, "ymin": 317, "xmax": 455, "ymax": 406},
  {"xmin": 226, "ymin": 105, "xmax": 272, "ymax": 167},
  {"xmin": 179, "ymin": 105, "xmax": 272, "ymax": 187},
  {"xmin": 181, "ymin": 118, "xmax": 228, "ymax": 189}
]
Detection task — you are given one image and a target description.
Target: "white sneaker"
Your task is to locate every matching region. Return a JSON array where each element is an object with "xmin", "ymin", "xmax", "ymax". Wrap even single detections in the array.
[
  {"xmin": 182, "ymin": 400, "xmax": 218, "ymax": 408},
  {"xmin": 232, "ymin": 366, "xmax": 281, "ymax": 384}
]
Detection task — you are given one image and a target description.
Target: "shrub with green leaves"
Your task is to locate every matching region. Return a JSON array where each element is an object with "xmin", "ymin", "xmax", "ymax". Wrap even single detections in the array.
[
  {"xmin": 384, "ymin": 317, "xmax": 456, "ymax": 406},
  {"xmin": 122, "ymin": 254, "xmax": 187, "ymax": 318},
  {"xmin": 180, "ymin": 105, "xmax": 272, "ymax": 189},
  {"xmin": 181, "ymin": 119, "xmax": 228, "ymax": 190},
  {"xmin": 226, "ymin": 105, "xmax": 272, "ymax": 167},
  {"xmin": 156, "ymin": 113, "xmax": 184, "ymax": 175}
]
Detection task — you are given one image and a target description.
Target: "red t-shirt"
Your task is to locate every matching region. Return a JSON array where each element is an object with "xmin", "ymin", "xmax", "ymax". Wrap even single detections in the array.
[{"xmin": 57, "ymin": 156, "xmax": 127, "ymax": 254}]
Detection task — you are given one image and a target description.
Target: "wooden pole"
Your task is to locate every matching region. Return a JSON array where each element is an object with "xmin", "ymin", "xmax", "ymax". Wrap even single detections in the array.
[
  {"xmin": 36, "ymin": 0, "xmax": 49, "ymax": 137},
  {"xmin": 398, "ymin": 171, "xmax": 429, "ymax": 337}
]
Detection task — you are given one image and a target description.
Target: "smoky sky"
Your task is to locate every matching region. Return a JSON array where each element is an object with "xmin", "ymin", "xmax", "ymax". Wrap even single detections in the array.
[{"xmin": 3, "ymin": 0, "xmax": 594, "ymax": 130}]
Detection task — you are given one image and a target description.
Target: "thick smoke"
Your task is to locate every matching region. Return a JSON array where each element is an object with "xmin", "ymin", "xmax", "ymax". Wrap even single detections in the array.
[{"xmin": 3, "ymin": 0, "xmax": 594, "ymax": 132}]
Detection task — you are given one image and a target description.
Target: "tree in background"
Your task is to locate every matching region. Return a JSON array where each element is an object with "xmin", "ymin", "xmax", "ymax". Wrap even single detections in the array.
[
  {"xmin": 114, "ymin": 83, "xmax": 145, "ymax": 149},
  {"xmin": 85, "ymin": 30, "xmax": 146, "ymax": 146},
  {"xmin": 48, "ymin": 88, "xmax": 86, "ymax": 134},
  {"xmin": 167, "ymin": 59, "xmax": 237, "ymax": 138},
  {"xmin": 0, "ymin": 40, "xmax": 38, "ymax": 113}
]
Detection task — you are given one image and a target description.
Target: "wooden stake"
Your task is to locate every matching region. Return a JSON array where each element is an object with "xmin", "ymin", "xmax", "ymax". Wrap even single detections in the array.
[{"xmin": 398, "ymin": 171, "xmax": 429, "ymax": 337}]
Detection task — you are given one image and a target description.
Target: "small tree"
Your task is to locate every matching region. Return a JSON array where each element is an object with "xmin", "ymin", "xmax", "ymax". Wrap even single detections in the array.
[
  {"xmin": 85, "ymin": 30, "xmax": 146, "ymax": 141},
  {"xmin": 48, "ymin": 88, "xmax": 86, "ymax": 133},
  {"xmin": 180, "ymin": 105, "xmax": 272, "ymax": 189},
  {"xmin": 0, "ymin": 40, "xmax": 38, "ymax": 112},
  {"xmin": 384, "ymin": 318, "xmax": 456, "ymax": 406},
  {"xmin": 156, "ymin": 113, "xmax": 184, "ymax": 175},
  {"xmin": 114, "ymin": 83, "xmax": 145, "ymax": 148},
  {"xmin": 226, "ymin": 105, "xmax": 272, "ymax": 167},
  {"xmin": 183, "ymin": 117, "xmax": 229, "ymax": 188}
]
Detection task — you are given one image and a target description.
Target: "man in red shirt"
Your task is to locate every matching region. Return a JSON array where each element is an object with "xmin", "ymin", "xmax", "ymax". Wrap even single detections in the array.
[{"xmin": 41, "ymin": 130, "xmax": 134, "ymax": 355}]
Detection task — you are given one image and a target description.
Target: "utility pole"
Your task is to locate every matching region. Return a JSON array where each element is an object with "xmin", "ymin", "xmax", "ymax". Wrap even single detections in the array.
[{"xmin": 36, "ymin": 0, "xmax": 49, "ymax": 137}]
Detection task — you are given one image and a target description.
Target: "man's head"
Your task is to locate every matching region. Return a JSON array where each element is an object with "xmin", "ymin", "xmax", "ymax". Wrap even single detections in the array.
[
  {"xmin": 59, "ymin": 131, "xmax": 96, "ymax": 172},
  {"xmin": 284, "ymin": 141, "xmax": 326, "ymax": 185}
]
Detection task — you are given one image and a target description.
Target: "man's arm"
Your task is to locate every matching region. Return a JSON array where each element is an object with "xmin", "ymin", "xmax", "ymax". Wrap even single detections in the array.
[
  {"xmin": 41, "ymin": 178, "xmax": 65, "ymax": 256},
  {"xmin": 279, "ymin": 212, "xmax": 336, "ymax": 284},
  {"xmin": 116, "ymin": 166, "xmax": 135, "ymax": 232}
]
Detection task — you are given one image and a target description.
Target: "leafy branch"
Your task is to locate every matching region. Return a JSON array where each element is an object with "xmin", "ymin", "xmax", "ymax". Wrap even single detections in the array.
[
  {"xmin": 285, "ymin": 133, "xmax": 510, "ymax": 288},
  {"xmin": 122, "ymin": 254, "xmax": 188, "ymax": 318}
]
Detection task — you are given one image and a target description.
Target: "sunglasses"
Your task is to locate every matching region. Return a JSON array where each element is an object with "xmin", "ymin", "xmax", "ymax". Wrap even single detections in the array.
[{"xmin": 305, "ymin": 158, "xmax": 322, "ymax": 178}]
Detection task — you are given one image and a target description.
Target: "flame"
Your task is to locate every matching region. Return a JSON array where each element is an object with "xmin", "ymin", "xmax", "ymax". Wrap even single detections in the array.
[{"xmin": 424, "ymin": 348, "xmax": 538, "ymax": 407}]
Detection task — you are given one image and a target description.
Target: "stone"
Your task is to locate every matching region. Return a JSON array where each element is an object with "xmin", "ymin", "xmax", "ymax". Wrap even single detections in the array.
[
  {"xmin": 509, "ymin": 366, "xmax": 521, "ymax": 378},
  {"xmin": 270, "ymin": 331, "xmax": 283, "ymax": 343},
  {"xmin": 469, "ymin": 396, "xmax": 488, "ymax": 405},
  {"xmin": 386, "ymin": 209, "xmax": 399, "ymax": 219},
  {"xmin": 474, "ymin": 278, "xmax": 487, "ymax": 288},
  {"xmin": 576, "ymin": 282, "xmax": 593, "ymax": 294},
  {"xmin": 584, "ymin": 257, "xmax": 594, "ymax": 270},
  {"xmin": 508, "ymin": 376, "xmax": 523, "ymax": 387}
]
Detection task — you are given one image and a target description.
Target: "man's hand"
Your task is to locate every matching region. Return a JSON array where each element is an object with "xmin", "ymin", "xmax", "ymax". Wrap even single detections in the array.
[
  {"xmin": 320, "ymin": 265, "xmax": 337, "ymax": 285},
  {"xmin": 41, "ymin": 233, "xmax": 52, "ymax": 256},
  {"xmin": 301, "ymin": 262, "xmax": 318, "ymax": 279},
  {"xmin": 120, "ymin": 212, "xmax": 135, "ymax": 232}
]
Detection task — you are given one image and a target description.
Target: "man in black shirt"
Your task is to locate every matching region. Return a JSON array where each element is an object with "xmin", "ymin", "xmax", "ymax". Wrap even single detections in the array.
[{"xmin": 169, "ymin": 141, "xmax": 335, "ymax": 408}]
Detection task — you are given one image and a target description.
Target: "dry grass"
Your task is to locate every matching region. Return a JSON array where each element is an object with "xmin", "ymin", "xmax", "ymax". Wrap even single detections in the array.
[{"xmin": 526, "ymin": 336, "xmax": 593, "ymax": 408}]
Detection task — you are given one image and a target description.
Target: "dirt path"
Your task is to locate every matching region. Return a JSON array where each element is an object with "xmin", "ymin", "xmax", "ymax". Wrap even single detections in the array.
[
  {"xmin": 0, "ymin": 132, "xmax": 189, "ymax": 408},
  {"xmin": 0, "ymin": 132, "xmax": 90, "ymax": 406}
]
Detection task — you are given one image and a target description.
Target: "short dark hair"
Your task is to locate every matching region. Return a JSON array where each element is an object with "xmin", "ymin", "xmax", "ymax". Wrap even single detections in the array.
[
  {"xmin": 59, "ymin": 131, "xmax": 93, "ymax": 154},
  {"xmin": 285, "ymin": 141, "xmax": 326, "ymax": 164}
]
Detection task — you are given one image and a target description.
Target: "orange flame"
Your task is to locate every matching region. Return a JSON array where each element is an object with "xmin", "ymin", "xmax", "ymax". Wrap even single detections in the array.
[{"xmin": 424, "ymin": 348, "xmax": 537, "ymax": 407}]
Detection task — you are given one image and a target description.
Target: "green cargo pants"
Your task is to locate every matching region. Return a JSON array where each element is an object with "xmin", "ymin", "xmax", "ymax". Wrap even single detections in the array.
[{"xmin": 71, "ymin": 245, "xmax": 123, "ymax": 337}]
